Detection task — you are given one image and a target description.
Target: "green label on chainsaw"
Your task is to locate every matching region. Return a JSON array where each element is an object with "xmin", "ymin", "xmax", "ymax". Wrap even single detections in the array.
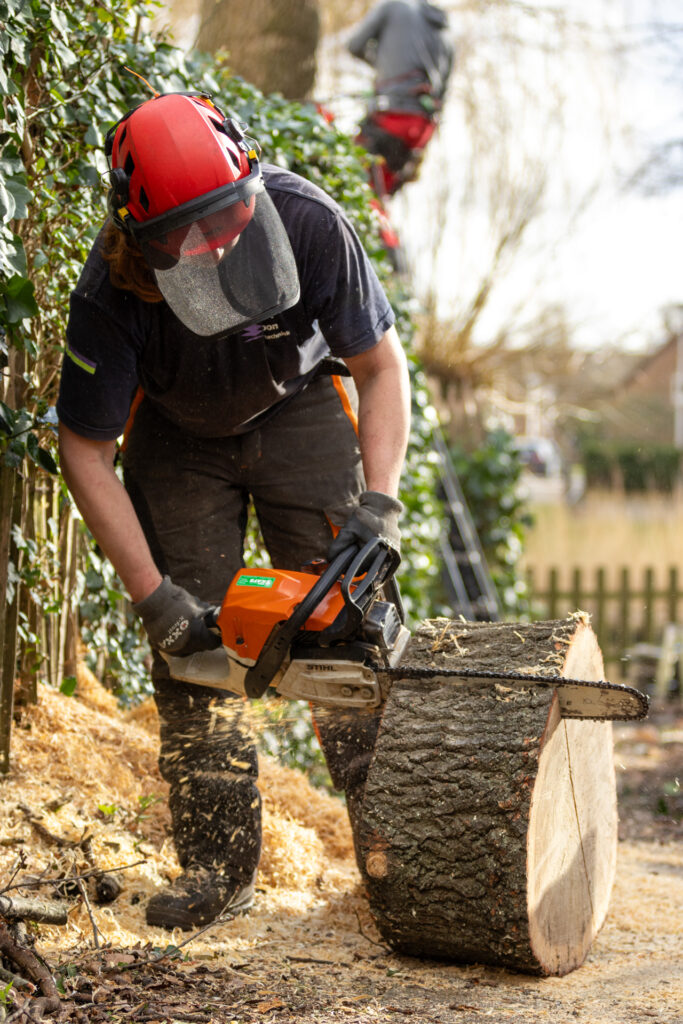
[{"xmin": 236, "ymin": 574, "xmax": 275, "ymax": 588}]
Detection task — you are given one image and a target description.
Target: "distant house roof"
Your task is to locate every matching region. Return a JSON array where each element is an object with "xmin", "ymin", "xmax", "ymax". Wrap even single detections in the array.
[{"xmin": 620, "ymin": 333, "xmax": 680, "ymax": 395}]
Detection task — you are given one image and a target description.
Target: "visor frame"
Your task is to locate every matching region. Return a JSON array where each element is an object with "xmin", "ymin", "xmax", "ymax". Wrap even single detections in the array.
[{"xmin": 129, "ymin": 163, "xmax": 264, "ymax": 245}]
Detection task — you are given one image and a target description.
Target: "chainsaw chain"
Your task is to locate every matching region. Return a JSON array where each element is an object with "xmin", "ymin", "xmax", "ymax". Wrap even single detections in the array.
[{"xmin": 370, "ymin": 663, "xmax": 650, "ymax": 722}]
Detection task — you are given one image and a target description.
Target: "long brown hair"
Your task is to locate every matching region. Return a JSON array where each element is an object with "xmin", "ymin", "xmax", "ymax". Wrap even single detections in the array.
[{"xmin": 100, "ymin": 220, "xmax": 164, "ymax": 303}]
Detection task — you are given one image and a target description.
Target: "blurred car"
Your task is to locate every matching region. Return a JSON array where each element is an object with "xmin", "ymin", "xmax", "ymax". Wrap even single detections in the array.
[{"xmin": 515, "ymin": 437, "xmax": 563, "ymax": 478}]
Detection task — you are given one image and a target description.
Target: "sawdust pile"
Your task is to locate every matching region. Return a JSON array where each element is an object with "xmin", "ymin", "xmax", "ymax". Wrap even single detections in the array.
[{"xmin": 0, "ymin": 664, "xmax": 359, "ymax": 953}]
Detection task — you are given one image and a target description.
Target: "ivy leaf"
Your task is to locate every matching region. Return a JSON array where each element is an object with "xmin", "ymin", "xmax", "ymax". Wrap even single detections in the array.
[
  {"xmin": 4, "ymin": 178, "xmax": 32, "ymax": 220},
  {"xmin": 3, "ymin": 275, "xmax": 38, "ymax": 323},
  {"xmin": 0, "ymin": 233, "xmax": 27, "ymax": 276},
  {"xmin": 26, "ymin": 432, "xmax": 58, "ymax": 474},
  {"xmin": 0, "ymin": 179, "xmax": 15, "ymax": 223},
  {"xmin": 59, "ymin": 676, "xmax": 77, "ymax": 696},
  {"xmin": 84, "ymin": 124, "xmax": 103, "ymax": 147},
  {"xmin": 3, "ymin": 437, "xmax": 25, "ymax": 468},
  {"xmin": 85, "ymin": 569, "xmax": 104, "ymax": 590},
  {"xmin": 49, "ymin": 4, "xmax": 70, "ymax": 40},
  {"xmin": 0, "ymin": 401, "xmax": 14, "ymax": 436}
]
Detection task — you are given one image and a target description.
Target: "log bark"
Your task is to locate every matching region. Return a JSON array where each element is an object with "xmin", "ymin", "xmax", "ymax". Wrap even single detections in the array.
[{"xmin": 355, "ymin": 616, "xmax": 617, "ymax": 976}]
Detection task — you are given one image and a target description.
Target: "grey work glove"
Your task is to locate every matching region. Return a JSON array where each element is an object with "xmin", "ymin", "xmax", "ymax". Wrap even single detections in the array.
[
  {"xmin": 327, "ymin": 490, "xmax": 403, "ymax": 561},
  {"xmin": 133, "ymin": 576, "xmax": 221, "ymax": 656}
]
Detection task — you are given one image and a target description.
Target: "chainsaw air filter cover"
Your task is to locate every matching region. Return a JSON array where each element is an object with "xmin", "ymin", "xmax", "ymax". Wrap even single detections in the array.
[{"xmin": 217, "ymin": 568, "xmax": 346, "ymax": 664}]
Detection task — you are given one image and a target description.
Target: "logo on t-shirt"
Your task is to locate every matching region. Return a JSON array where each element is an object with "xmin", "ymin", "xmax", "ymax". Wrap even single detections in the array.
[{"xmin": 241, "ymin": 322, "xmax": 292, "ymax": 343}]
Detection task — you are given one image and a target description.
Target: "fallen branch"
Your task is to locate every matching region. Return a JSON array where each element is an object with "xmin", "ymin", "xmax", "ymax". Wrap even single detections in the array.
[
  {"xmin": 0, "ymin": 965, "xmax": 35, "ymax": 991},
  {"xmin": 1, "ymin": 859, "xmax": 146, "ymax": 895},
  {"xmin": 0, "ymin": 919, "xmax": 60, "ymax": 1016},
  {"xmin": 75, "ymin": 878, "xmax": 101, "ymax": 949},
  {"xmin": 18, "ymin": 803, "xmax": 91, "ymax": 849},
  {"xmin": 0, "ymin": 895, "xmax": 69, "ymax": 925}
]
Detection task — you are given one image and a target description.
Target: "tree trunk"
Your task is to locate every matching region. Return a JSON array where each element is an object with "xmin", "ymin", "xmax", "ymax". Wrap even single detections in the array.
[
  {"xmin": 195, "ymin": 0, "xmax": 321, "ymax": 100},
  {"xmin": 355, "ymin": 616, "xmax": 617, "ymax": 976}
]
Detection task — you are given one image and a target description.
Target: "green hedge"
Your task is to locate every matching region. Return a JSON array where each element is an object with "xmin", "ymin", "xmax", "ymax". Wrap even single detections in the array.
[{"xmin": 581, "ymin": 441, "xmax": 681, "ymax": 493}]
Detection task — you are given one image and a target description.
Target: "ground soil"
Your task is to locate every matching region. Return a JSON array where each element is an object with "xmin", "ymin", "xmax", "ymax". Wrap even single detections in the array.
[{"xmin": 0, "ymin": 677, "xmax": 680, "ymax": 1024}]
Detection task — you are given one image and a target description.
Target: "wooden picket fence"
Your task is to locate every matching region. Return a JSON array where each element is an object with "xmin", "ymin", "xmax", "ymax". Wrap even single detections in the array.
[{"xmin": 526, "ymin": 565, "xmax": 683, "ymax": 682}]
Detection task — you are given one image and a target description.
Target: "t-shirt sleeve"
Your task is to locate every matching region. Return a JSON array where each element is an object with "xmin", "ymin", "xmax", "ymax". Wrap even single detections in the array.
[
  {"xmin": 303, "ymin": 206, "xmax": 395, "ymax": 358},
  {"xmin": 57, "ymin": 291, "xmax": 141, "ymax": 441}
]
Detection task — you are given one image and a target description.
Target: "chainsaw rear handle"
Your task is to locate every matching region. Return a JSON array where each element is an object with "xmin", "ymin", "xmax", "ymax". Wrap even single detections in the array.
[
  {"xmin": 243, "ymin": 538, "xmax": 400, "ymax": 699},
  {"xmin": 320, "ymin": 537, "xmax": 402, "ymax": 644}
]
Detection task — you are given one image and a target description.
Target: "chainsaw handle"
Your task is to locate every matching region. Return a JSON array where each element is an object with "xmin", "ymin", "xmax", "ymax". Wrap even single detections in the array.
[
  {"xmin": 318, "ymin": 537, "xmax": 401, "ymax": 644},
  {"xmin": 340, "ymin": 538, "xmax": 400, "ymax": 609},
  {"xmin": 204, "ymin": 605, "xmax": 220, "ymax": 631}
]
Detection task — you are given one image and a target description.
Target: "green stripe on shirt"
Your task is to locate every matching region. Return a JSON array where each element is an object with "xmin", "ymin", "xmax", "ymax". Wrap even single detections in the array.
[{"xmin": 66, "ymin": 343, "xmax": 97, "ymax": 375}]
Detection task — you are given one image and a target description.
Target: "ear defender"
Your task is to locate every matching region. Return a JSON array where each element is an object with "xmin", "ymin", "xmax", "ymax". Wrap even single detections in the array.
[
  {"xmin": 104, "ymin": 109, "xmax": 136, "ymax": 233},
  {"xmin": 107, "ymin": 167, "xmax": 132, "ymax": 233}
]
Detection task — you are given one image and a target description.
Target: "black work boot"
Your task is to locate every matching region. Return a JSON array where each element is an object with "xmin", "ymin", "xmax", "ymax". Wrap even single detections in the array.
[
  {"xmin": 146, "ymin": 867, "xmax": 256, "ymax": 930},
  {"xmin": 152, "ymin": 678, "xmax": 263, "ymax": 901}
]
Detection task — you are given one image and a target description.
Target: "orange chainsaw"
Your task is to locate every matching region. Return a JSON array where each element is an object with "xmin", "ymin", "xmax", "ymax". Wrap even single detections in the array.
[
  {"xmin": 163, "ymin": 539, "xmax": 410, "ymax": 708},
  {"xmin": 163, "ymin": 538, "xmax": 649, "ymax": 721}
]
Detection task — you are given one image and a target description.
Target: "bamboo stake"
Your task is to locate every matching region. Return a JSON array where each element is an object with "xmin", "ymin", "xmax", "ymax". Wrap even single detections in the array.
[
  {"xmin": 64, "ymin": 514, "xmax": 80, "ymax": 680},
  {"xmin": 38, "ymin": 484, "xmax": 49, "ymax": 686},
  {"xmin": 0, "ymin": 465, "xmax": 17, "ymax": 775},
  {"xmin": 18, "ymin": 474, "xmax": 38, "ymax": 704}
]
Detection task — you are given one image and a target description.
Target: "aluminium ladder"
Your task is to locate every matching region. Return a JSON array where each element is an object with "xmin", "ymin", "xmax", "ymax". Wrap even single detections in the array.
[{"xmin": 433, "ymin": 432, "xmax": 501, "ymax": 622}]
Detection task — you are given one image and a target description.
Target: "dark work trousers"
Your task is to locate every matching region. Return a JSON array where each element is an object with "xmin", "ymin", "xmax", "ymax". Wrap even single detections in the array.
[{"xmin": 122, "ymin": 373, "xmax": 371, "ymax": 882}]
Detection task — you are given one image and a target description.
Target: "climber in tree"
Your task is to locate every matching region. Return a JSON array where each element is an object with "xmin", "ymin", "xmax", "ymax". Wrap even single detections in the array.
[{"xmin": 347, "ymin": 0, "xmax": 454, "ymax": 196}]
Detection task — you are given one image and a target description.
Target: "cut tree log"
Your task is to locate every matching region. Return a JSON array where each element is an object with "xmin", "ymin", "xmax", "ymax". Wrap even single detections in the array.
[{"xmin": 355, "ymin": 615, "xmax": 618, "ymax": 976}]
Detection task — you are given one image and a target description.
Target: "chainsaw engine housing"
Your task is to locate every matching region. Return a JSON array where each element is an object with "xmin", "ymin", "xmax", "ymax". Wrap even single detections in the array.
[{"xmin": 216, "ymin": 567, "xmax": 346, "ymax": 664}]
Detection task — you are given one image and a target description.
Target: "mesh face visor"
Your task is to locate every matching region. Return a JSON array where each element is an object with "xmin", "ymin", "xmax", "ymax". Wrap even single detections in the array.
[{"xmin": 135, "ymin": 171, "xmax": 300, "ymax": 337}]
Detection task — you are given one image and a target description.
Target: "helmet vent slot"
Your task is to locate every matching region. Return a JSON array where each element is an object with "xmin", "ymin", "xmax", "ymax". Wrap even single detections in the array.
[
  {"xmin": 138, "ymin": 186, "xmax": 150, "ymax": 212},
  {"xmin": 228, "ymin": 149, "xmax": 241, "ymax": 172},
  {"xmin": 124, "ymin": 153, "xmax": 135, "ymax": 177}
]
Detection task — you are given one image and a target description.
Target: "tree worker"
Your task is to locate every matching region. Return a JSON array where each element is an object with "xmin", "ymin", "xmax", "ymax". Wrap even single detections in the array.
[
  {"xmin": 56, "ymin": 91, "xmax": 411, "ymax": 930},
  {"xmin": 347, "ymin": 0, "xmax": 454, "ymax": 196}
]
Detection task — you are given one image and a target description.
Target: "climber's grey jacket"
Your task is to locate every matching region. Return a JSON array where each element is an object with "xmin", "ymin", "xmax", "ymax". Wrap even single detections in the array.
[{"xmin": 347, "ymin": 0, "xmax": 454, "ymax": 114}]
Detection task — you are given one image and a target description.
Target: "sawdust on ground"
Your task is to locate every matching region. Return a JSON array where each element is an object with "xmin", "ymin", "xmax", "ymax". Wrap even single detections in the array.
[{"xmin": 0, "ymin": 664, "xmax": 681, "ymax": 1024}]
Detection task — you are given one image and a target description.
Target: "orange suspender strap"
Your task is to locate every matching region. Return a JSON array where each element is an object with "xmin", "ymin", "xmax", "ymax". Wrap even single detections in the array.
[
  {"xmin": 119, "ymin": 386, "xmax": 145, "ymax": 453},
  {"xmin": 331, "ymin": 374, "xmax": 359, "ymax": 436}
]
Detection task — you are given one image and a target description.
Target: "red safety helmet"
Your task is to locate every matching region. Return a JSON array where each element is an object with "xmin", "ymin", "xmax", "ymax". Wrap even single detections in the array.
[
  {"xmin": 105, "ymin": 93, "xmax": 262, "ymax": 263},
  {"xmin": 103, "ymin": 91, "xmax": 300, "ymax": 337}
]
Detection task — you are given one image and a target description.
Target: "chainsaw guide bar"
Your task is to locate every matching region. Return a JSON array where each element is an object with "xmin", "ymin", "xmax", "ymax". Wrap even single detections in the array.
[{"xmin": 373, "ymin": 664, "xmax": 650, "ymax": 721}]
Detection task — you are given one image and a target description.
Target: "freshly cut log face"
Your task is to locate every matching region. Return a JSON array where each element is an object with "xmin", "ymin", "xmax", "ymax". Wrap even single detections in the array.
[{"xmin": 356, "ymin": 616, "xmax": 617, "ymax": 976}]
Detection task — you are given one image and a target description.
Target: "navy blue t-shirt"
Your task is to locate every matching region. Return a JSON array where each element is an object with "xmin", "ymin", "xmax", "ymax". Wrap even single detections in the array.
[{"xmin": 57, "ymin": 165, "xmax": 395, "ymax": 440}]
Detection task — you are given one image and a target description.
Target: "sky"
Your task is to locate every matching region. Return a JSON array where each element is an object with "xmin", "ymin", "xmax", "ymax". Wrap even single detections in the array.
[{"xmin": 324, "ymin": 0, "xmax": 683, "ymax": 353}]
